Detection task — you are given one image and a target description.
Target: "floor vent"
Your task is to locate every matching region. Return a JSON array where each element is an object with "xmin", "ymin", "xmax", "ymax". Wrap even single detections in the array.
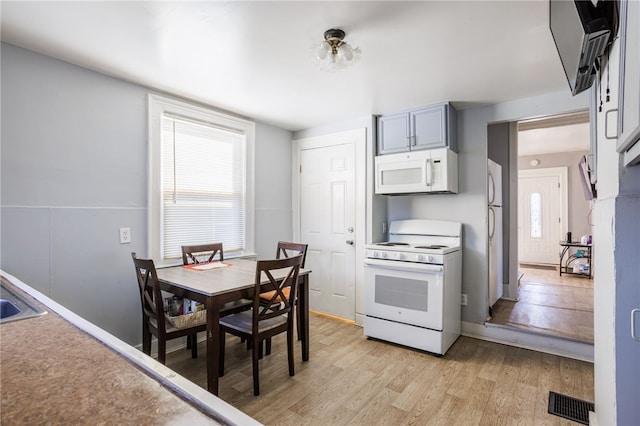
[{"xmin": 548, "ymin": 391, "xmax": 594, "ymax": 425}]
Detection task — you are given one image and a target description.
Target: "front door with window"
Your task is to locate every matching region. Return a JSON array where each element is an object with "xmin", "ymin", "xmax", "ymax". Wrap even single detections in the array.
[{"xmin": 518, "ymin": 168, "xmax": 567, "ymax": 265}]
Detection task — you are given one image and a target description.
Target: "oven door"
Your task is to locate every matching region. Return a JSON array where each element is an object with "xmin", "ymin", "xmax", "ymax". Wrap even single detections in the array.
[{"xmin": 364, "ymin": 258, "xmax": 444, "ymax": 330}]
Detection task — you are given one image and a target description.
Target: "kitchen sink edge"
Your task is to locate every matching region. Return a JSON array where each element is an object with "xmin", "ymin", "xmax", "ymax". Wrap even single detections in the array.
[{"xmin": 0, "ymin": 280, "xmax": 47, "ymax": 323}]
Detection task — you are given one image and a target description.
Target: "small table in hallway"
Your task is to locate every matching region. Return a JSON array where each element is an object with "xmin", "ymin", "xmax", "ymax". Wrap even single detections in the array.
[
  {"xmin": 156, "ymin": 258, "xmax": 311, "ymax": 395},
  {"xmin": 559, "ymin": 241, "xmax": 592, "ymax": 279}
]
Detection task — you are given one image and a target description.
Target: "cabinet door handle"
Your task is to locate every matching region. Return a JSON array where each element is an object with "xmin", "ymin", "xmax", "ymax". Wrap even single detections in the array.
[
  {"xmin": 605, "ymin": 108, "xmax": 617, "ymax": 140},
  {"xmin": 632, "ymin": 309, "xmax": 640, "ymax": 342},
  {"xmin": 406, "ymin": 137, "xmax": 411, "ymax": 147}
]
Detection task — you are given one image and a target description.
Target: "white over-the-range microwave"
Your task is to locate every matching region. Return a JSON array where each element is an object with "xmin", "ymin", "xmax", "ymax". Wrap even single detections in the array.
[{"xmin": 374, "ymin": 148, "xmax": 458, "ymax": 195}]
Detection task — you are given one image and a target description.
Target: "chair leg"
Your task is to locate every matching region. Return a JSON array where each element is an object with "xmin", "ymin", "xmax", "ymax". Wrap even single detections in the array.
[
  {"xmin": 142, "ymin": 323, "xmax": 152, "ymax": 356},
  {"xmin": 190, "ymin": 334, "xmax": 198, "ymax": 359},
  {"xmin": 186, "ymin": 335, "xmax": 192, "ymax": 350},
  {"xmin": 296, "ymin": 300, "xmax": 301, "ymax": 341},
  {"xmin": 287, "ymin": 327, "xmax": 295, "ymax": 377},
  {"xmin": 258, "ymin": 341, "xmax": 264, "ymax": 360},
  {"xmin": 158, "ymin": 338, "xmax": 166, "ymax": 365},
  {"xmin": 219, "ymin": 330, "xmax": 226, "ymax": 377},
  {"xmin": 266, "ymin": 338, "xmax": 272, "ymax": 356},
  {"xmin": 252, "ymin": 336, "xmax": 261, "ymax": 396}
]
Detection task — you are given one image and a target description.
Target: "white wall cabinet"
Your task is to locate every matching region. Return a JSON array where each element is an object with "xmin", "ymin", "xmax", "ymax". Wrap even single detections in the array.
[
  {"xmin": 377, "ymin": 102, "xmax": 457, "ymax": 155},
  {"xmin": 617, "ymin": 0, "xmax": 640, "ymax": 166}
]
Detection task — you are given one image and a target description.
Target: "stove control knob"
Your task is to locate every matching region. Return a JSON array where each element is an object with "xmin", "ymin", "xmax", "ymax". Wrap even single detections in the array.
[
  {"xmin": 398, "ymin": 253, "xmax": 405, "ymax": 260},
  {"xmin": 372, "ymin": 251, "xmax": 379, "ymax": 258},
  {"xmin": 427, "ymin": 255, "xmax": 434, "ymax": 262},
  {"xmin": 417, "ymin": 254, "xmax": 425, "ymax": 262},
  {"xmin": 381, "ymin": 252, "xmax": 388, "ymax": 259}
]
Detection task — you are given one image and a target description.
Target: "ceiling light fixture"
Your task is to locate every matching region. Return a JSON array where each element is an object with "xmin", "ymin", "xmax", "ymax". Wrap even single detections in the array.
[{"xmin": 315, "ymin": 28, "xmax": 361, "ymax": 72}]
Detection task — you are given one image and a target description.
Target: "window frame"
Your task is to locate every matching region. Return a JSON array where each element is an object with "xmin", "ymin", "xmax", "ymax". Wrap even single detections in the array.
[{"xmin": 148, "ymin": 94, "xmax": 255, "ymax": 267}]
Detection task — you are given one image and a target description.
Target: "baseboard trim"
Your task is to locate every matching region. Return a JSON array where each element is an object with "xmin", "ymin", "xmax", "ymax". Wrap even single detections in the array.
[
  {"xmin": 310, "ymin": 309, "xmax": 355, "ymax": 324},
  {"xmin": 462, "ymin": 321, "xmax": 594, "ymax": 362}
]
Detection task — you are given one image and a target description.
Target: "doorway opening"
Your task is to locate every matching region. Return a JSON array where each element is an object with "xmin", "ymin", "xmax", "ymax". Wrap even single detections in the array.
[{"xmin": 487, "ymin": 111, "xmax": 594, "ymax": 343}]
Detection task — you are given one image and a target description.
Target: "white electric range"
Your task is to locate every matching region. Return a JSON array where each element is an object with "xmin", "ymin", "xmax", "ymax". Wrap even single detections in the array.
[{"xmin": 364, "ymin": 219, "xmax": 462, "ymax": 356}]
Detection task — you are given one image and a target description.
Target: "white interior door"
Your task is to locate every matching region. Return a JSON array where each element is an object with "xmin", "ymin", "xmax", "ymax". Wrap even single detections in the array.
[
  {"xmin": 298, "ymin": 139, "xmax": 357, "ymax": 320},
  {"xmin": 518, "ymin": 168, "xmax": 567, "ymax": 265}
]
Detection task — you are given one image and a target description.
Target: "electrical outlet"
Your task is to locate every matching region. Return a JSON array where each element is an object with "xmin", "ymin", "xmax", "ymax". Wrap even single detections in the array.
[
  {"xmin": 461, "ymin": 293, "xmax": 468, "ymax": 306},
  {"xmin": 119, "ymin": 227, "xmax": 131, "ymax": 244}
]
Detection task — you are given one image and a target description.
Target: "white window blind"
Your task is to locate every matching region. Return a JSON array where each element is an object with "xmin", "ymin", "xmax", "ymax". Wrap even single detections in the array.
[
  {"xmin": 161, "ymin": 116, "xmax": 246, "ymax": 260},
  {"xmin": 148, "ymin": 94, "xmax": 255, "ymax": 266}
]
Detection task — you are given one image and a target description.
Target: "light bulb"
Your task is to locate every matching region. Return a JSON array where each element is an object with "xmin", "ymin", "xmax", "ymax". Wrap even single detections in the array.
[
  {"xmin": 316, "ymin": 42, "xmax": 330, "ymax": 60},
  {"xmin": 337, "ymin": 43, "xmax": 354, "ymax": 61}
]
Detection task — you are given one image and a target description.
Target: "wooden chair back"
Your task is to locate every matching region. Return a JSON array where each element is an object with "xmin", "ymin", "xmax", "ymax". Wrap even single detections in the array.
[
  {"xmin": 253, "ymin": 255, "xmax": 303, "ymax": 326},
  {"xmin": 276, "ymin": 241, "xmax": 308, "ymax": 268},
  {"xmin": 131, "ymin": 252, "xmax": 166, "ymax": 335},
  {"xmin": 181, "ymin": 243, "xmax": 224, "ymax": 265}
]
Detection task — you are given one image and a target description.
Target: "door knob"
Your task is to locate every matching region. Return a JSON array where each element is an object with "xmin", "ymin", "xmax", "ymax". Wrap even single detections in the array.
[{"xmin": 346, "ymin": 240, "xmax": 354, "ymax": 245}]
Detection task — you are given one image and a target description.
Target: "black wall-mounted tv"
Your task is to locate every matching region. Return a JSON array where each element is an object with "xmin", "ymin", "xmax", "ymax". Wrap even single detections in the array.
[{"xmin": 549, "ymin": 0, "xmax": 613, "ymax": 96}]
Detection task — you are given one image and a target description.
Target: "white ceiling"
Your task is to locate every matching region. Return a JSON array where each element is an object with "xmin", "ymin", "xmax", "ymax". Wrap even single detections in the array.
[
  {"xmin": 0, "ymin": 1, "xmax": 571, "ymax": 132},
  {"xmin": 518, "ymin": 123, "xmax": 590, "ymax": 156}
]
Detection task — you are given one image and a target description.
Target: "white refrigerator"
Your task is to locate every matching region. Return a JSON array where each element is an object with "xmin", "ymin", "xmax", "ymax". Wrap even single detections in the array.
[{"xmin": 488, "ymin": 159, "xmax": 503, "ymax": 310}]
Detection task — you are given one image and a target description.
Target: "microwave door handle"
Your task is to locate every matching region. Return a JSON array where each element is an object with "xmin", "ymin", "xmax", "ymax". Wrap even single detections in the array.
[{"xmin": 425, "ymin": 158, "xmax": 432, "ymax": 186}]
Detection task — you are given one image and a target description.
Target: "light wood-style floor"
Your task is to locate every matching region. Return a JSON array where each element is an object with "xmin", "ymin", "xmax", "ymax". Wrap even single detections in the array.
[
  {"xmin": 488, "ymin": 265, "xmax": 594, "ymax": 342},
  {"xmin": 166, "ymin": 313, "xmax": 594, "ymax": 425}
]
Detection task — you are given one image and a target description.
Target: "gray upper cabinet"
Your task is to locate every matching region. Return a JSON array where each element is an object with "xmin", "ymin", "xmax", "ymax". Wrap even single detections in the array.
[{"xmin": 377, "ymin": 102, "xmax": 457, "ymax": 155}]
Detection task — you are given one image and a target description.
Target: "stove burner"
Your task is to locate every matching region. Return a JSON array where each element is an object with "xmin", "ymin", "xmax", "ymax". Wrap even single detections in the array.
[
  {"xmin": 415, "ymin": 245, "xmax": 449, "ymax": 249},
  {"xmin": 375, "ymin": 242, "xmax": 410, "ymax": 247}
]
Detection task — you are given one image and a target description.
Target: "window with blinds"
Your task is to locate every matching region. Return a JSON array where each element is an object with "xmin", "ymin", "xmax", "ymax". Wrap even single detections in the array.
[
  {"xmin": 148, "ymin": 94, "xmax": 255, "ymax": 266},
  {"xmin": 161, "ymin": 116, "xmax": 246, "ymax": 260}
]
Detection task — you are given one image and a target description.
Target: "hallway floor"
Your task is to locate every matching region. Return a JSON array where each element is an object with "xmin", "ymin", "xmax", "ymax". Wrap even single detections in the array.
[{"xmin": 488, "ymin": 265, "xmax": 593, "ymax": 342}]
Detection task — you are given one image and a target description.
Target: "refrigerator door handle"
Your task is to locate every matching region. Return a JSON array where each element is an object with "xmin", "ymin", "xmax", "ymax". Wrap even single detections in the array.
[
  {"xmin": 488, "ymin": 206, "xmax": 495, "ymax": 239},
  {"xmin": 488, "ymin": 171, "xmax": 495, "ymax": 205}
]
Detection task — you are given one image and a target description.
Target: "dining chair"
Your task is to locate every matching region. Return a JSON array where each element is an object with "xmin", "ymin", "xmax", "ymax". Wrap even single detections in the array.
[
  {"xmin": 259, "ymin": 242, "xmax": 307, "ymax": 306},
  {"xmin": 181, "ymin": 243, "xmax": 253, "ymax": 352},
  {"xmin": 181, "ymin": 242, "xmax": 224, "ymax": 265},
  {"xmin": 181, "ymin": 243, "xmax": 252, "ymax": 316},
  {"xmin": 260, "ymin": 241, "xmax": 308, "ymax": 354},
  {"xmin": 218, "ymin": 254, "xmax": 303, "ymax": 396},
  {"xmin": 131, "ymin": 252, "xmax": 207, "ymax": 365}
]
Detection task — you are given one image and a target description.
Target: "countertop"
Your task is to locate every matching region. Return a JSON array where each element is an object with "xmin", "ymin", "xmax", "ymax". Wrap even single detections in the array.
[{"xmin": 0, "ymin": 271, "xmax": 260, "ymax": 425}]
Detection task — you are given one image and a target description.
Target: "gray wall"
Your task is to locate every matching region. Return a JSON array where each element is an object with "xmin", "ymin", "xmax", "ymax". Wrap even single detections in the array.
[
  {"xmin": 387, "ymin": 90, "xmax": 589, "ymax": 325},
  {"xmin": 0, "ymin": 43, "xmax": 293, "ymax": 345},
  {"xmin": 518, "ymin": 150, "xmax": 592, "ymax": 240}
]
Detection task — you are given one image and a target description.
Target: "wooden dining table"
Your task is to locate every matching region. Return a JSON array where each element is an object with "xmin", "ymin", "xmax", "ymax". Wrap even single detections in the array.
[{"xmin": 155, "ymin": 257, "xmax": 311, "ymax": 395}]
